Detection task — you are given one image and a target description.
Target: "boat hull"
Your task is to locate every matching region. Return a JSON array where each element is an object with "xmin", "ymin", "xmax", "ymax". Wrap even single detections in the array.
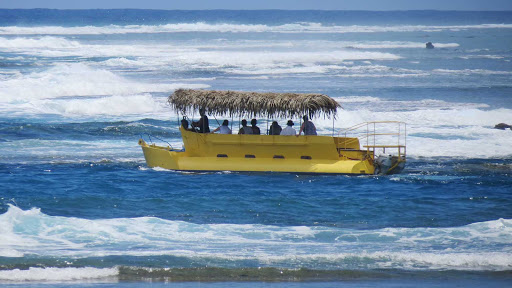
[
  {"xmin": 140, "ymin": 145, "xmax": 374, "ymax": 174},
  {"xmin": 139, "ymin": 129, "xmax": 377, "ymax": 175}
]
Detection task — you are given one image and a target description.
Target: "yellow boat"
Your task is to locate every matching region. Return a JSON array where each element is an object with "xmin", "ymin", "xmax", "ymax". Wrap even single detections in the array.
[{"xmin": 139, "ymin": 89, "xmax": 406, "ymax": 175}]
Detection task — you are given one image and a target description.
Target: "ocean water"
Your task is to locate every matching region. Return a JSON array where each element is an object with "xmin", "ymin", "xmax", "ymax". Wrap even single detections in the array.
[{"xmin": 0, "ymin": 9, "xmax": 511, "ymax": 287}]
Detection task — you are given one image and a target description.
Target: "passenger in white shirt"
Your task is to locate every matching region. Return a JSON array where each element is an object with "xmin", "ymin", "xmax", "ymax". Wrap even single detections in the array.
[
  {"xmin": 280, "ymin": 120, "xmax": 297, "ymax": 136},
  {"xmin": 211, "ymin": 120, "xmax": 232, "ymax": 134}
]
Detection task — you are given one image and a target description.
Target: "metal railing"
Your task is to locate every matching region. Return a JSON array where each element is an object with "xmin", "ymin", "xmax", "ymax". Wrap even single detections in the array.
[
  {"xmin": 337, "ymin": 121, "xmax": 406, "ymax": 160},
  {"xmin": 139, "ymin": 133, "xmax": 174, "ymax": 150}
]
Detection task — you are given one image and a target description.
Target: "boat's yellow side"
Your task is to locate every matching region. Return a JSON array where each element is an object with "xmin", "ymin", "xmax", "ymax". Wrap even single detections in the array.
[{"xmin": 139, "ymin": 128, "xmax": 375, "ymax": 174}]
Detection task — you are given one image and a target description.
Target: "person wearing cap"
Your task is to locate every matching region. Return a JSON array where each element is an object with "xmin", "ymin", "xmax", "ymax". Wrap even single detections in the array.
[
  {"xmin": 211, "ymin": 119, "xmax": 232, "ymax": 134},
  {"xmin": 298, "ymin": 115, "xmax": 317, "ymax": 136},
  {"xmin": 250, "ymin": 119, "xmax": 261, "ymax": 135},
  {"xmin": 238, "ymin": 119, "xmax": 253, "ymax": 134},
  {"xmin": 268, "ymin": 121, "xmax": 282, "ymax": 135},
  {"xmin": 280, "ymin": 120, "xmax": 297, "ymax": 136},
  {"xmin": 191, "ymin": 108, "xmax": 210, "ymax": 133}
]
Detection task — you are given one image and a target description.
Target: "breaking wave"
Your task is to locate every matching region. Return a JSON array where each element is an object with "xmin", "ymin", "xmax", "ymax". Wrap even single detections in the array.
[
  {"xmin": 0, "ymin": 267, "xmax": 118, "ymax": 282},
  {"xmin": 1, "ymin": 205, "xmax": 511, "ymax": 271},
  {"xmin": 0, "ymin": 63, "xmax": 208, "ymax": 102},
  {"xmin": 1, "ymin": 23, "xmax": 511, "ymax": 35}
]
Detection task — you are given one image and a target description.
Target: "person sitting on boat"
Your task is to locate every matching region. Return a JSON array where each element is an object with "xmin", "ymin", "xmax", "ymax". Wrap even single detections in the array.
[
  {"xmin": 211, "ymin": 120, "xmax": 232, "ymax": 134},
  {"xmin": 268, "ymin": 121, "xmax": 282, "ymax": 135},
  {"xmin": 298, "ymin": 115, "xmax": 317, "ymax": 136},
  {"xmin": 251, "ymin": 119, "xmax": 261, "ymax": 135},
  {"xmin": 191, "ymin": 108, "xmax": 210, "ymax": 133},
  {"xmin": 280, "ymin": 120, "xmax": 296, "ymax": 136},
  {"xmin": 238, "ymin": 119, "xmax": 253, "ymax": 134},
  {"xmin": 180, "ymin": 117, "xmax": 196, "ymax": 132}
]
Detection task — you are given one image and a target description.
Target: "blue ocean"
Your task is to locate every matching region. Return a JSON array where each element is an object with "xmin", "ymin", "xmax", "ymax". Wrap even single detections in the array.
[{"xmin": 0, "ymin": 9, "xmax": 511, "ymax": 287}]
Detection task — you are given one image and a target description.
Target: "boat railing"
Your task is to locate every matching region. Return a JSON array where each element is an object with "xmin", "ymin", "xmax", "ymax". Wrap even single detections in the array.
[
  {"xmin": 139, "ymin": 133, "xmax": 174, "ymax": 150},
  {"xmin": 337, "ymin": 121, "xmax": 406, "ymax": 160}
]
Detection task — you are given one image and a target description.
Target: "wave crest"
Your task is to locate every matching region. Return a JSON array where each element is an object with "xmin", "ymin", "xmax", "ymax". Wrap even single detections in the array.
[
  {"xmin": 0, "ymin": 267, "xmax": 118, "ymax": 282},
  {"xmin": 1, "ymin": 205, "xmax": 511, "ymax": 270},
  {"xmin": 1, "ymin": 23, "xmax": 511, "ymax": 35}
]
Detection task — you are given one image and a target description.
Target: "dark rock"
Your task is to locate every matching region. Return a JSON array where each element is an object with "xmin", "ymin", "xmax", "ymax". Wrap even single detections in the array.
[
  {"xmin": 426, "ymin": 42, "xmax": 435, "ymax": 49},
  {"xmin": 494, "ymin": 123, "xmax": 512, "ymax": 130}
]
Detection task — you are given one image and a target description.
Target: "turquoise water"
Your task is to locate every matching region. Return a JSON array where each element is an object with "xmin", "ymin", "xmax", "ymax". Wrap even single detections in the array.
[{"xmin": 0, "ymin": 9, "xmax": 511, "ymax": 287}]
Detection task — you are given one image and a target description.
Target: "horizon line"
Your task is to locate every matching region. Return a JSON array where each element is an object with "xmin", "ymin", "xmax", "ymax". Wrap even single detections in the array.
[{"xmin": 1, "ymin": 8, "xmax": 512, "ymax": 12}]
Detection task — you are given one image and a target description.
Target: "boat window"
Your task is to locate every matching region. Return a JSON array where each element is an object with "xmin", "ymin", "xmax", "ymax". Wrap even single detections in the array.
[
  {"xmin": 301, "ymin": 156, "xmax": 312, "ymax": 160},
  {"xmin": 217, "ymin": 154, "xmax": 228, "ymax": 158},
  {"xmin": 273, "ymin": 155, "xmax": 285, "ymax": 159},
  {"xmin": 245, "ymin": 154, "xmax": 256, "ymax": 158}
]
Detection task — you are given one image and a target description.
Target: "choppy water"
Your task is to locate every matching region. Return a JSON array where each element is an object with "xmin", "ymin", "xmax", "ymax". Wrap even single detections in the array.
[{"xmin": 0, "ymin": 9, "xmax": 511, "ymax": 287}]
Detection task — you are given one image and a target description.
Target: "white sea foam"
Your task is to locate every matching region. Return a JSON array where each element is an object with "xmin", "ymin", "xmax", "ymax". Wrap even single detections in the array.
[
  {"xmin": 0, "ymin": 36, "xmax": 422, "ymax": 79},
  {"xmin": 346, "ymin": 41, "xmax": 460, "ymax": 49},
  {"xmin": 1, "ymin": 94, "xmax": 175, "ymax": 119},
  {"xmin": 153, "ymin": 50, "xmax": 400, "ymax": 71},
  {"xmin": 0, "ymin": 267, "xmax": 118, "ymax": 282},
  {"xmin": 37, "ymin": 94, "xmax": 165, "ymax": 117},
  {"xmin": 0, "ymin": 36, "xmax": 403, "ymax": 68},
  {"xmin": 1, "ymin": 23, "xmax": 511, "ymax": 35},
  {"xmin": 310, "ymin": 100, "xmax": 512, "ymax": 158},
  {"xmin": 102, "ymin": 57, "xmax": 144, "ymax": 67},
  {"xmin": 0, "ymin": 205, "xmax": 511, "ymax": 270},
  {"xmin": 51, "ymin": 49, "xmax": 400, "ymax": 73},
  {"xmin": 433, "ymin": 68, "xmax": 512, "ymax": 75},
  {"xmin": 0, "ymin": 36, "xmax": 458, "ymax": 57},
  {"xmin": 0, "ymin": 36, "xmax": 197, "ymax": 58},
  {"xmin": 228, "ymin": 63, "xmax": 423, "ymax": 76},
  {"xmin": 0, "ymin": 62, "xmax": 208, "ymax": 102},
  {"xmin": 0, "ymin": 36, "xmax": 81, "ymax": 49},
  {"xmin": 0, "ymin": 138, "xmax": 146, "ymax": 165},
  {"xmin": 459, "ymin": 55, "xmax": 506, "ymax": 60},
  {"xmin": 334, "ymin": 96, "xmax": 382, "ymax": 103}
]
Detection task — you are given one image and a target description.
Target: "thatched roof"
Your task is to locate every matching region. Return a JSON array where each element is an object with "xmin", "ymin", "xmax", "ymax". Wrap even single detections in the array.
[{"xmin": 168, "ymin": 89, "xmax": 341, "ymax": 118}]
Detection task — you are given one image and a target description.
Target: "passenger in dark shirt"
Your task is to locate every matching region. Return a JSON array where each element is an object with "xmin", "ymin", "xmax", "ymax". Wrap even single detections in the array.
[
  {"xmin": 181, "ymin": 117, "xmax": 192, "ymax": 131},
  {"xmin": 238, "ymin": 119, "xmax": 253, "ymax": 134},
  {"xmin": 251, "ymin": 119, "xmax": 260, "ymax": 135},
  {"xmin": 192, "ymin": 108, "xmax": 210, "ymax": 133},
  {"xmin": 268, "ymin": 121, "xmax": 282, "ymax": 135},
  {"xmin": 299, "ymin": 115, "xmax": 317, "ymax": 136}
]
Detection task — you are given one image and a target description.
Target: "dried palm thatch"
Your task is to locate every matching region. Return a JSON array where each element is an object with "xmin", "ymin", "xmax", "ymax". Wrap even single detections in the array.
[{"xmin": 168, "ymin": 89, "xmax": 341, "ymax": 118}]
